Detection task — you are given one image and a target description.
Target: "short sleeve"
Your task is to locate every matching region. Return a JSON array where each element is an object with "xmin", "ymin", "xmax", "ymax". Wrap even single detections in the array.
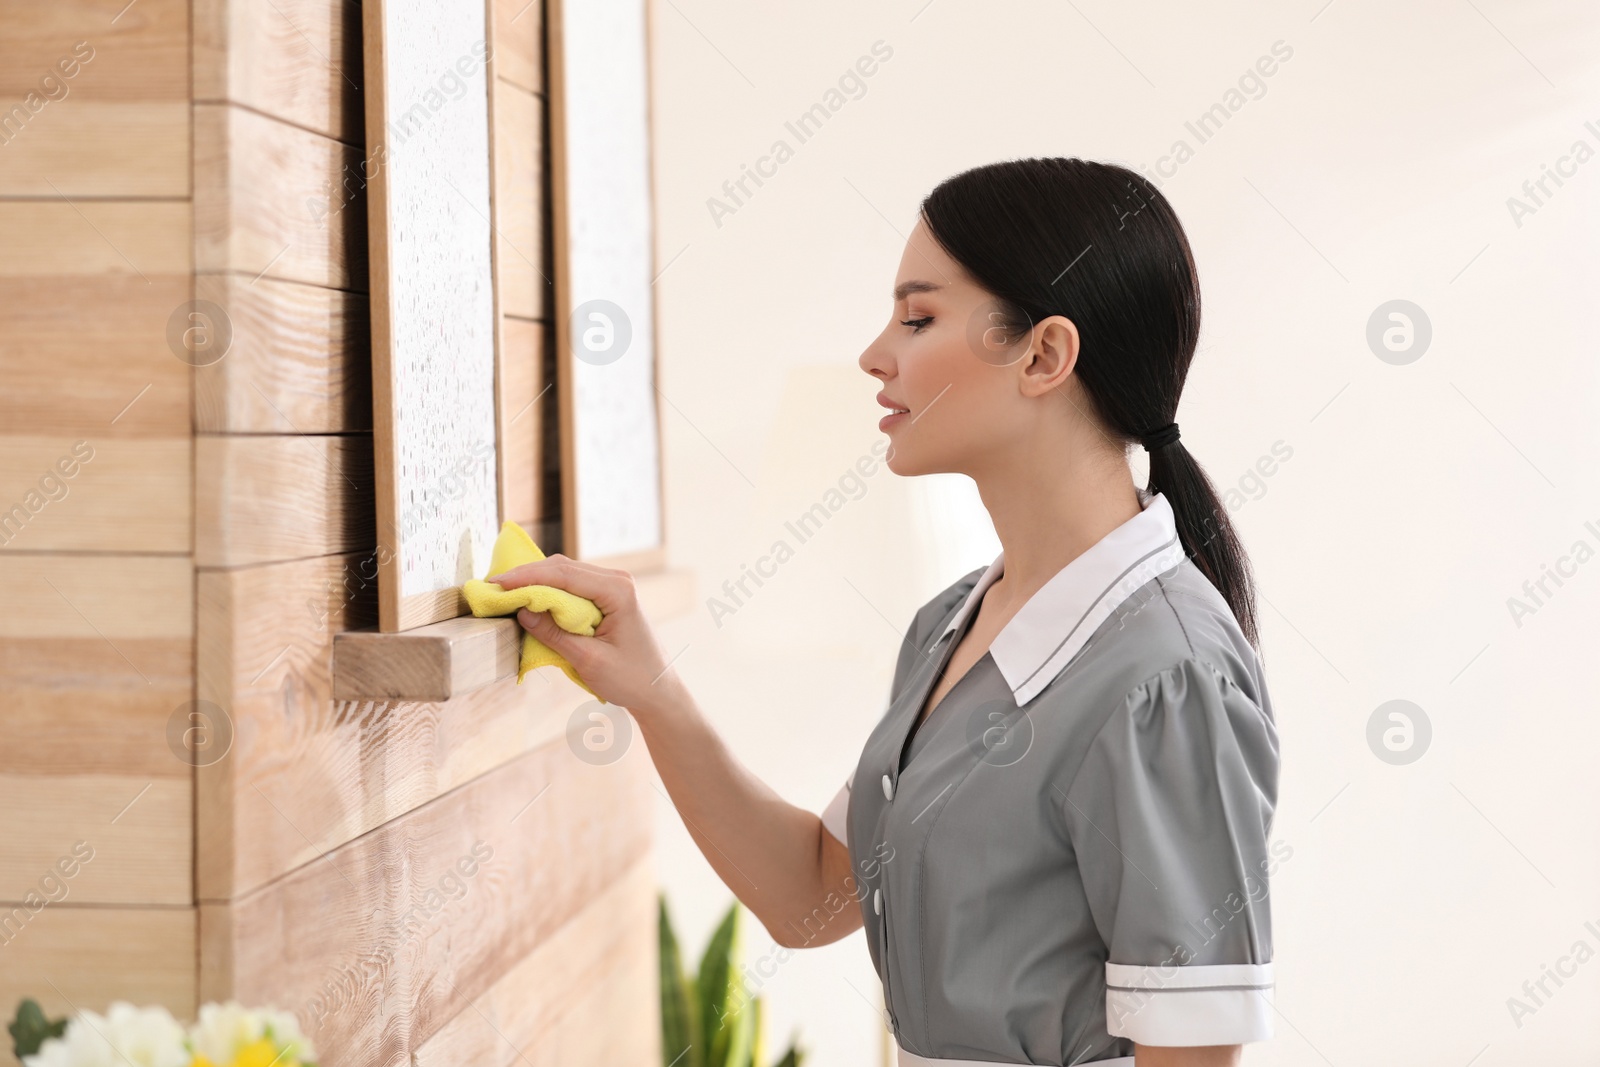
[
  {"xmin": 820, "ymin": 770, "xmax": 853, "ymax": 847},
  {"xmin": 1061, "ymin": 657, "xmax": 1281, "ymax": 1046}
]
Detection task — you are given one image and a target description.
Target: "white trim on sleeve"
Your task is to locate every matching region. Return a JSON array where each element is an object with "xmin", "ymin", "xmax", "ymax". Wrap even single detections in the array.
[
  {"xmin": 1104, "ymin": 961, "xmax": 1274, "ymax": 1045},
  {"xmin": 820, "ymin": 771, "xmax": 853, "ymax": 847}
]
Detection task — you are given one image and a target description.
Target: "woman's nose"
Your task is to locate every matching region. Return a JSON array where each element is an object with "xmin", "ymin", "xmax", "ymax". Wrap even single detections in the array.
[{"xmin": 858, "ymin": 331, "xmax": 891, "ymax": 378}]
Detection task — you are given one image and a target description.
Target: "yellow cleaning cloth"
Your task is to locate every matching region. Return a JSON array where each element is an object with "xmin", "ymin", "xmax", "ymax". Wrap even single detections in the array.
[{"xmin": 461, "ymin": 521, "xmax": 606, "ymax": 702}]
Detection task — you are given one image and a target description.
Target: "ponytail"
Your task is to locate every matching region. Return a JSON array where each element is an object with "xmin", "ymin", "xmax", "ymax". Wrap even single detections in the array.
[{"xmin": 1146, "ymin": 439, "xmax": 1259, "ymax": 647}]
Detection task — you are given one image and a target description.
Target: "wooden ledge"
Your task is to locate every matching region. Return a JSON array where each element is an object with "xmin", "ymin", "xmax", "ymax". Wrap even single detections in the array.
[{"xmin": 331, "ymin": 566, "xmax": 696, "ymax": 701}]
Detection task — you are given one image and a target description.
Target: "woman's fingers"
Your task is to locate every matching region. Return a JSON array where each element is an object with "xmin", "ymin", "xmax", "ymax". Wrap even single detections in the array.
[
  {"xmin": 516, "ymin": 607, "xmax": 562, "ymax": 645},
  {"xmin": 488, "ymin": 554, "xmax": 634, "ymax": 613},
  {"xmin": 511, "ymin": 579, "xmax": 681, "ymax": 715}
]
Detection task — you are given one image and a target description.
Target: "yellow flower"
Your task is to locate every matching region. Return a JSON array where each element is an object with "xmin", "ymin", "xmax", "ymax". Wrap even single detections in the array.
[{"xmin": 230, "ymin": 1037, "xmax": 293, "ymax": 1067}]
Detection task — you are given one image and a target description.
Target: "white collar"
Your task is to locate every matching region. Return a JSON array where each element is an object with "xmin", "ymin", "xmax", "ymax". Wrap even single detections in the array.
[{"xmin": 937, "ymin": 488, "xmax": 1187, "ymax": 706}]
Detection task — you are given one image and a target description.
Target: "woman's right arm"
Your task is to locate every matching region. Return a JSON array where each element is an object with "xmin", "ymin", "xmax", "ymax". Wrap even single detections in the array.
[
  {"xmin": 632, "ymin": 682, "xmax": 865, "ymax": 948},
  {"xmin": 491, "ymin": 553, "xmax": 864, "ymax": 949}
]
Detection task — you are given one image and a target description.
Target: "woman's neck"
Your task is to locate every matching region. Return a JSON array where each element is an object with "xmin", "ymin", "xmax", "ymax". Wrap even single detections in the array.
[{"xmin": 971, "ymin": 447, "xmax": 1142, "ymax": 614}]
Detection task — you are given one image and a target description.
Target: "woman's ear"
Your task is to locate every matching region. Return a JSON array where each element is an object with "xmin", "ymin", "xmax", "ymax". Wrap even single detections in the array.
[{"xmin": 1018, "ymin": 314, "xmax": 1080, "ymax": 396}]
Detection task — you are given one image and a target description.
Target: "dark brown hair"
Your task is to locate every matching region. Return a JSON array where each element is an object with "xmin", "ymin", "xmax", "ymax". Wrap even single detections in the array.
[{"xmin": 920, "ymin": 156, "xmax": 1259, "ymax": 647}]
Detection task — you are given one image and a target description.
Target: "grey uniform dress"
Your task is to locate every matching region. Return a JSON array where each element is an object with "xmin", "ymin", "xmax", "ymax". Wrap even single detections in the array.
[{"xmin": 819, "ymin": 489, "xmax": 1281, "ymax": 1066}]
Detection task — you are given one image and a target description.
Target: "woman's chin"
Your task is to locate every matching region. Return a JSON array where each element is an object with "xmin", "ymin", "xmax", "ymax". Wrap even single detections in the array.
[{"xmin": 883, "ymin": 445, "xmax": 923, "ymax": 477}]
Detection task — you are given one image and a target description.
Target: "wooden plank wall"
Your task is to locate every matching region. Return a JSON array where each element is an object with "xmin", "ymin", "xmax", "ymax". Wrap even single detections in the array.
[
  {"xmin": 491, "ymin": 0, "xmax": 552, "ymax": 536},
  {"xmin": 0, "ymin": 2, "xmax": 197, "ymax": 1062},
  {"xmin": 3, "ymin": 0, "xmax": 653, "ymax": 1062},
  {"xmin": 189, "ymin": 0, "xmax": 656, "ymax": 1064}
]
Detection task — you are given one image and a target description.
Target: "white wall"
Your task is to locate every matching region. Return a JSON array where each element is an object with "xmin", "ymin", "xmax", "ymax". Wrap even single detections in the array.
[{"xmin": 644, "ymin": 2, "xmax": 1600, "ymax": 1063}]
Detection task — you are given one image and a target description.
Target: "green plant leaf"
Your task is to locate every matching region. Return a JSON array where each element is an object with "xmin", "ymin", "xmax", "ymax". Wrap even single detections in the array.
[
  {"xmin": 658, "ymin": 894, "xmax": 700, "ymax": 1067},
  {"xmin": 742, "ymin": 995, "xmax": 762, "ymax": 1067},
  {"xmin": 721, "ymin": 989, "xmax": 753, "ymax": 1067},
  {"xmin": 697, "ymin": 902, "xmax": 740, "ymax": 1067},
  {"xmin": 8, "ymin": 998, "xmax": 67, "ymax": 1060}
]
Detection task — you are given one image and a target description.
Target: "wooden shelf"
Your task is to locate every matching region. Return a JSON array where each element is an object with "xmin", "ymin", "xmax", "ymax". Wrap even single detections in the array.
[{"xmin": 331, "ymin": 566, "xmax": 696, "ymax": 701}]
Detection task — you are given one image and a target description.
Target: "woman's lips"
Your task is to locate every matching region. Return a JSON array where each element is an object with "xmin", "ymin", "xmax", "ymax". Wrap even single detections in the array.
[{"xmin": 879, "ymin": 408, "xmax": 909, "ymax": 431}]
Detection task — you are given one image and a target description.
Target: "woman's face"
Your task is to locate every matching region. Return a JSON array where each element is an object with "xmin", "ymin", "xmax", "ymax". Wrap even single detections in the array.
[{"xmin": 858, "ymin": 217, "xmax": 1080, "ymax": 477}]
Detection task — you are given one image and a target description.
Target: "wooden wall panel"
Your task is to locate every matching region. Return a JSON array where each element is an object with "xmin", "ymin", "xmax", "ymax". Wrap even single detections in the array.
[
  {"xmin": 199, "ymin": 736, "xmax": 653, "ymax": 1063},
  {"xmin": 194, "ymin": 0, "xmax": 363, "ymax": 143},
  {"xmin": 0, "ymin": 201, "xmax": 189, "ymax": 276},
  {"xmin": 0, "ymin": 274, "xmax": 190, "ymax": 438},
  {"xmin": 192, "ymin": 272, "xmax": 371, "ymax": 434},
  {"xmin": 0, "ymin": 554, "xmax": 192, "ymax": 904},
  {"xmin": 0, "ymin": 778, "xmax": 190, "ymax": 906},
  {"xmin": 498, "ymin": 316, "xmax": 543, "ymax": 528},
  {"xmin": 0, "ymin": 0, "xmax": 199, "ymax": 1048},
  {"xmin": 194, "ymin": 434, "xmax": 374, "ymax": 566},
  {"xmin": 0, "ymin": 641, "xmax": 190, "ymax": 779},
  {"xmin": 492, "ymin": 80, "xmax": 545, "ymax": 321},
  {"xmin": 0, "ymin": 104, "xmax": 189, "ymax": 197},
  {"xmin": 489, "ymin": 0, "xmax": 544, "ymax": 96},
  {"xmin": 184, "ymin": 8, "xmax": 657, "ymax": 1066},
  {"xmin": 195, "ymin": 551, "xmax": 593, "ymax": 899},
  {"xmin": 0, "ymin": 200, "xmax": 192, "ymax": 547},
  {"xmin": 0, "ymin": 0, "xmax": 190, "ymax": 197},
  {"xmin": 193, "ymin": 102, "xmax": 366, "ymax": 291},
  {"xmin": 0, "ymin": 0, "xmax": 188, "ymax": 99},
  {"xmin": 0, "ymin": 907, "xmax": 195, "ymax": 1067},
  {"xmin": 0, "ymin": 437, "xmax": 190, "ymax": 553},
  {"xmin": 413, "ymin": 853, "xmax": 659, "ymax": 1067}
]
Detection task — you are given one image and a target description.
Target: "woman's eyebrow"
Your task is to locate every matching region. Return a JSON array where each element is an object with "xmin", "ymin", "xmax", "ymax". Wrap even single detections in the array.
[{"xmin": 893, "ymin": 280, "xmax": 942, "ymax": 301}]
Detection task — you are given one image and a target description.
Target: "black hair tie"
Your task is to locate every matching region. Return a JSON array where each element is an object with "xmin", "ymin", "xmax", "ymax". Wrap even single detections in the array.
[{"xmin": 1139, "ymin": 422, "xmax": 1180, "ymax": 452}]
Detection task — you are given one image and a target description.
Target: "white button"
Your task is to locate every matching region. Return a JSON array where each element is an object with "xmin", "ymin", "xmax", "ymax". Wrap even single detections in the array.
[
  {"xmin": 874, "ymin": 888, "xmax": 882, "ymax": 914},
  {"xmin": 882, "ymin": 774, "xmax": 893, "ymax": 800}
]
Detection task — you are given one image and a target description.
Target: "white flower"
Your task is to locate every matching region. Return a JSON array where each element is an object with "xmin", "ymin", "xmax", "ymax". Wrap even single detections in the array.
[
  {"xmin": 187, "ymin": 1001, "xmax": 262, "ymax": 1062},
  {"xmin": 188, "ymin": 1001, "xmax": 316, "ymax": 1064},
  {"xmin": 23, "ymin": 1002, "xmax": 187, "ymax": 1067},
  {"xmin": 259, "ymin": 1007, "xmax": 315, "ymax": 1062}
]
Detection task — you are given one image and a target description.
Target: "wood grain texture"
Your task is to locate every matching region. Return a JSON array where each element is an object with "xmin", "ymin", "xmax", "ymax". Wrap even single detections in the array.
[
  {"xmin": 194, "ymin": 434, "xmax": 374, "ymax": 566},
  {"xmin": 331, "ymin": 616, "xmax": 521, "ymax": 701},
  {"xmin": 196, "ymin": 551, "xmax": 373, "ymax": 902},
  {"xmin": 0, "ymin": 274, "xmax": 190, "ymax": 438},
  {"xmin": 198, "ymin": 734, "xmax": 653, "ymax": 1064},
  {"xmin": 193, "ymin": 102, "xmax": 367, "ymax": 290},
  {"xmin": 0, "ymin": 906, "xmax": 195, "ymax": 1067},
  {"xmin": 0, "ymin": 552, "xmax": 192, "ymax": 773},
  {"xmin": 0, "ymin": 104, "xmax": 189, "ymax": 197},
  {"xmin": 0, "ymin": 777, "xmax": 190, "ymax": 905},
  {"xmin": 194, "ymin": 0, "xmax": 363, "ymax": 143},
  {"xmin": 0, "ymin": 639, "xmax": 192, "ymax": 777},
  {"xmin": 0, "ymin": 201, "xmax": 189, "ymax": 277},
  {"xmin": 0, "ymin": 436, "xmax": 190, "ymax": 553},
  {"xmin": 196, "ymin": 551, "xmax": 621, "ymax": 900},
  {"xmin": 498, "ymin": 315, "xmax": 543, "ymax": 528},
  {"xmin": 490, "ymin": 0, "xmax": 543, "ymax": 96},
  {"xmin": 412, "ymin": 853, "xmax": 659, "ymax": 1067},
  {"xmin": 492, "ymin": 79, "xmax": 546, "ymax": 321},
  {"xmin": 0, "ymin": 0, "xmax": 188, "ymax": 100},
  {"xmin": 192, "ymin": 272, "xmax": 371, "ymax": 434},
  {"xmin": 0, "ymin": 555, "xmax": 192, "ymax": 905},
  {"xmin": 0, "ymin": 552, "xmax": 192, "ymax": 638},
  {"xmin": 0, "ymin": 0, "xmax": 189, "ymax": 196},
  {"xmin": 0, "ymin": 228, "xmax": 193, "ymax": 546}
]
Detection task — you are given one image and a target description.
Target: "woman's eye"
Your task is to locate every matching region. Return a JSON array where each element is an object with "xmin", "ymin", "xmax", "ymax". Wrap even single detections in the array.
[{"xmin": 899, "ymin": 316, "xmax": 932, "ymax": 333}]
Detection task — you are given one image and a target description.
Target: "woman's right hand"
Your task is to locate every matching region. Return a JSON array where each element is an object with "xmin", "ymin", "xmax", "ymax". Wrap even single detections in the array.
[{"xmin": 488, "ymin": 554, "xmax": 685, "ymax": 715}]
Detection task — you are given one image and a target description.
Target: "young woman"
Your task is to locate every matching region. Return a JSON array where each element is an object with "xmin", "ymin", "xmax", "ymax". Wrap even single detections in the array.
[{"xmin": 496, "ymin": 157, "xmax": 1281, "ymax": 1067}]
